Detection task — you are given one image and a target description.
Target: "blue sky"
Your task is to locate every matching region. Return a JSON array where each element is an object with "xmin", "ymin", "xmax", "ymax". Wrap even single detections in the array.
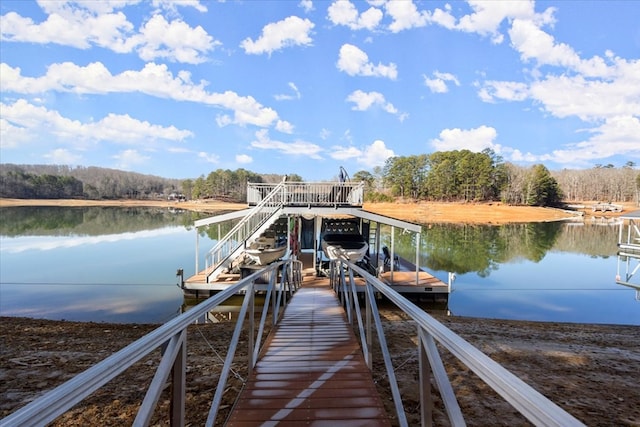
[{"xmin": 1, "ymin": 0, "xmax": 639, "ymax": 181}]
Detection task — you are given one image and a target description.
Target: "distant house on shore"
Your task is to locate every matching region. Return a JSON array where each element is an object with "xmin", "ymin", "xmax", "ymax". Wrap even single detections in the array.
[{"xmin": 168, "ymin": 193, "xmax": 186, "ymax": 202}]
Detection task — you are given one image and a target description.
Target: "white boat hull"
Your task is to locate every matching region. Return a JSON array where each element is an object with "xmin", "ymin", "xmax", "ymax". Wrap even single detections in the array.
[
  {"xmin": 245, "ymin": 246, "xmax": 287, "ymax": 265},
  {"xmin": 321, "ymin": 233, "xmax": 368, "ymax": 262}
]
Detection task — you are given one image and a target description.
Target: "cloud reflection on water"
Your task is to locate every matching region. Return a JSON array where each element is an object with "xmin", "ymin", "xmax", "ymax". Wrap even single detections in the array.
[{"xmin": 0, "ymin": 227, "xmax": 185, "ymax": 253}]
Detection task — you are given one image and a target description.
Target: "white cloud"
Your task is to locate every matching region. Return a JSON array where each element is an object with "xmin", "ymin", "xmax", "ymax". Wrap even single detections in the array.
[
  {"xmin": 360, "ymin": 139, "xmax": 395, "ymax": 166},
  {"xmin": 530, "ymin": 74, "xmax": 640, "ymax": 121},
  {"xmin": 1, "ymin": 99, "xmax": 193, "ymax": 148},
  {"xmin": 43, "ymin": 148, "xmax": 83, "ymax": 164},
  {"xmin": 0, "ymin": 62, "xmax": 282, "ymax": 128},
  {"xmin": 346, "ymin": 90, "xmax": 400, "ymax": 116},
  {"xmin": 98, "ymin": 113, "xmax": 193, "ymax": 142},
  {"xmin": 327, "ymin": 1, "xmax": 383, "ymax": 31},
  {"xmin": 299, "ymin": 0, "xmax": 314, "ymax": 13},
  {"xmin": 477, "ymin": 80, "xmax": 529, "ymax": 102},
  {"xmin": 0, "ymin": 118, "xmax": 31, "ymax": 149},
  {"xmin": 198, "ymin": 152, "xmax": 220, "ymax": 164},
  {"xmin": 329, "ymin": 139, "xmax": 394, "ymax": 167},
  {"xmin": 0, "ymin": 3, "xmax": 216, "ymax": 63},
  {"xmin": 384, "ymin": 0, "xmax": 431, "ymax": 33},
  {"xmin": 0, "ymin": 9, "xmax": 134, "ymax": 51},
  {"xmin": 545, "ymin": 116, "xmax": 640, "ymax": 166},
  {"xmin": 424, "ymin": 71, "xmax": 460, "ymax": 94},
  {"xmin": 275, "ymin": 120, "xmax": 294, "ymax": 134},
  {"xmin": 240, "ymin": 16, "xmax": 314, "ymax": 55},
  {"xmin": 331, "ymin": 145, "xmax": 362, "ymax": 161},
  {"xmin": 480, "ymin": 66, "xmax": 640, "ymax": 122},
  {"xmin": 236, "ymin": 154, "xmax": 253, "ymax": 164},
  {"xmin": 456, "ymin": 0, "xmax": 537, "ymax": 43},
  {"xmin": 250, "ymin": 129, "xmax": 323, "ymax": 159},
  {"xmin": 274, "ymin": 82, "xmax": 301, "ymax": 101},
  {"xmin": 509, "ymin": 19, "xmax": 611, "ymax": 77},
  {"xmin": 430, "ymin": 125, "xmax": 499, "ymax": 152},
  {"xmin": 135, "ymin": 14, "xmax": 219, "ymax": 64},
  {"xmin": 337, "ymin": 44, "xmax": 397, "ymax": 80},
  {"xmin": 113, "ymin": 149, "xmax": 150, "ymax": 170},
  {"xmin": 474, "ymin": 13, "xmax": 640, "ymax": 168},
  {"xmin": 151, "ymin": 0, "xmax": 208, "ymax": 13}
]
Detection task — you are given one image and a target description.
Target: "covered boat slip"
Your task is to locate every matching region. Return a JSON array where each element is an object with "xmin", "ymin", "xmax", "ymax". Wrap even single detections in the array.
[{"xmin": 183, "ymin": 203, "xmax": 450, "ymax": 298}]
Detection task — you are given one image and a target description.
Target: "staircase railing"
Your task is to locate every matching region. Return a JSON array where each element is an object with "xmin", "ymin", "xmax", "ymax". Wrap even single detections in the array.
[
  {"xmin": 330, "ymin": 259, "xmax": 586, "ymax": 427},
  {"xmin": 204, "ymin": 179, "xmax": 287, "ymax": 281}
]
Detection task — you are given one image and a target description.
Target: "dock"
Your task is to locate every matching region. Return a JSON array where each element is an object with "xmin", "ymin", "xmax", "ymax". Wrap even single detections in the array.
[
  {"xmin": 616, "ymin": 209, "xmax": 640, "ymax": 298},
  {"xmin": 181, "ymin": 178, "xmax": 452, "ymax": 300},
  {"xmin": 184, "ymin": 250, "xmax": 450, "ymax": 301},
  {"xmin": 227, "ymin": 279, "xmax": 391, "ymax": 426}
]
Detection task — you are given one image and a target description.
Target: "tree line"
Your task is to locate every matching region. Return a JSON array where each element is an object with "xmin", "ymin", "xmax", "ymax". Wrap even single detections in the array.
[
  {"xmin": 0, "ymin": 164, "xmax": 300, "ymax": 203},
  {"xmin": 0, "ymin": 164, "xmax": 182, "ymax": 200},
  {"xmin": 354, "ymin": 150, "xmax": 638, "ymax": 206},
  {"xmin": 1, "ymin": 153, "xmax": 638, "ymax": 206}
]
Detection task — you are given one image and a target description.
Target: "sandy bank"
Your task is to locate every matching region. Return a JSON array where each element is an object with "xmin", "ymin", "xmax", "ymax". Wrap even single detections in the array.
[{"xmin": 2, "ymin": 198, "xmax": 634, "ymax": 224}]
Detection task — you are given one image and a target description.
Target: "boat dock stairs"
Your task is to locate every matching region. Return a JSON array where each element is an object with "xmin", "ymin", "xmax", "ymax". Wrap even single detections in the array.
[{"xmin": 2, "ymin": 179, "xmax": 586, "ymax": 426}]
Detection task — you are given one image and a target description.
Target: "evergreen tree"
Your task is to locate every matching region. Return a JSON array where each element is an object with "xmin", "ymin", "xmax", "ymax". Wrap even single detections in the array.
[{"xmin": 526, "ymin": 164, "xmax": 562, "ymax": 206}]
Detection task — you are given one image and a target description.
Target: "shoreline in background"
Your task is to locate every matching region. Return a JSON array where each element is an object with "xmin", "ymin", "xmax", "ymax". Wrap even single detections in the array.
[{"xmin": 1, "ymin": 198, "xmax": 635, "ymax": 224}]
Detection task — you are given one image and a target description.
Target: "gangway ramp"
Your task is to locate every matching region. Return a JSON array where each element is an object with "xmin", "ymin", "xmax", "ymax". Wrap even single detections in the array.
[{"xmin": 227, "ymin": 282, "xmax": 391, "ymax": 426}]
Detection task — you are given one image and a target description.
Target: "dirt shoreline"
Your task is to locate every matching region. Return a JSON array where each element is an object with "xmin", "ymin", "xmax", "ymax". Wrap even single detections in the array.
[
  {"xmin": 1, "ymin": 197, "xmax": 635, "ymax": 224},
  {"xmin": 1, "ymin": 315, "xmax": 638, "ymax": 426}
]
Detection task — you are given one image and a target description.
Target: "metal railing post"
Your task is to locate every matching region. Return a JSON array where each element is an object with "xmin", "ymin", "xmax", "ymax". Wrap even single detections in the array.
[
  {"xmin": 170, "ymin": 332, "xmax": 186, "ymax": 427},
  {"xmin": 418, "ymin": 326, "xmax": 432, "ymax": 427},
  {"xmin": 248, "ymin": 286, "xmax": 255, "ymax": 374}
]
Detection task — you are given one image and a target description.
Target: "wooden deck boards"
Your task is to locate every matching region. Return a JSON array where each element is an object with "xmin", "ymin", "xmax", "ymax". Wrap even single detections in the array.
[{"xmin": 226, "ymin": 282, "xmax": 391, "ymax": 426}]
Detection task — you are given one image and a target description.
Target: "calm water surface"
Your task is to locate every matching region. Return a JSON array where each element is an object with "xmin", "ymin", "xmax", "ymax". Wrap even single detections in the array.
[{"xmin": 1, "ymin": 207, "xmax": 637, "ymax": 325}]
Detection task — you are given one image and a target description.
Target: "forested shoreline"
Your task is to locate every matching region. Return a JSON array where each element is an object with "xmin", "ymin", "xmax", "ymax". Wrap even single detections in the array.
[{"xmin": 1, "ymin": 149, "xmax": 638, "ymax": 206}]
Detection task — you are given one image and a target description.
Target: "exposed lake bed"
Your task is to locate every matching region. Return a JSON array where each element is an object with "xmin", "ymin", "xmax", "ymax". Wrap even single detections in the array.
[{"xmin": 1, "ymin": 314, "xmax": 638, "ymax": 426}]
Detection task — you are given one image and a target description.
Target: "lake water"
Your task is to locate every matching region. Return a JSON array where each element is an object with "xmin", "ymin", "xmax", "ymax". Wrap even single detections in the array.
[{"xmin": 1, "ymin": 206, "xmax": 638, "ymax": 325}]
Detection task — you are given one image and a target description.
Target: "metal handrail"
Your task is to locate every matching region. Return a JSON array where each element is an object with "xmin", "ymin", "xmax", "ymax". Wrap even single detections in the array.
[
  {"xmin": 330, "ymin": 260, "xmax": 586, "ymax": 427},
  {"xmin": 2, "ymin": 260, "xmax": 302, "ymax": 427},
  {"xmin": 204, "ymin": 179, "xmax": 286, "ymax": 279},
  {"xmin": 247, "ymin": 181, "xmax": 364, "ymax": 206}
]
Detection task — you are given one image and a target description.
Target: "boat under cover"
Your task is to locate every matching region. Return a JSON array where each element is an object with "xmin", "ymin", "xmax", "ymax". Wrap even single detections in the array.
[
  {"xmin": 321, "ymin": 233, "xmax": 368, "ymax": 262},
  {"xmin": 245, "ymin": 234, "xmax": 287, "ymax": 265}
]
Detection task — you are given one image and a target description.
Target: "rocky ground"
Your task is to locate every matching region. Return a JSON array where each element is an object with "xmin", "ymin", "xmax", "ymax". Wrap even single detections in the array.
[{"xmin": 1, "ymin": 315, "xmax": 638, "ymax": 426}]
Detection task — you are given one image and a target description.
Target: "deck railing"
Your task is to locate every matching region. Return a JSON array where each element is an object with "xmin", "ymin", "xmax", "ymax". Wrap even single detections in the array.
[
  {"xmin": 1, "ymin": 260, "xmax": 303, "ymax": 427},
  {"xmin": 247, "ymin": 181, "xmax": 364, "ymax": 207},
  {"xmin": 330, "ymin": 259, "xmax": 586, "ymax": 427}
]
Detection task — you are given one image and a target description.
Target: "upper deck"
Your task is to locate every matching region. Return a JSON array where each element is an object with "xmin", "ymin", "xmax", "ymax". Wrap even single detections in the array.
[{"xmin": 247, "ymin": 181, "xmax": 364, "ymax": 208}]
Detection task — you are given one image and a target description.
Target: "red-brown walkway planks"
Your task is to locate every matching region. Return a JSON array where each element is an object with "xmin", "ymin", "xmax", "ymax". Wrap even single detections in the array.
[{"xmin": 226, "ymin": 282, "xmax": 391, "ymax": 427}]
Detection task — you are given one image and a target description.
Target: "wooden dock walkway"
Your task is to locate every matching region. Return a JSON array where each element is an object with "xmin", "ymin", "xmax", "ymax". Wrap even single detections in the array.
[{"xmin": 226, "ymin": 279, "xmax": 391, "ymax": 426}]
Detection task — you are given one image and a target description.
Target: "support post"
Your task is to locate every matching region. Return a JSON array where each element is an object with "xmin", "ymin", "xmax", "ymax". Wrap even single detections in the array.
[
  {"xmin": 170, "ymin": 334, "xmax": 186, "ymax": 427},
  {"xmin": 418, "ymin": 325, "xmax": 433, "ymax": 427}
]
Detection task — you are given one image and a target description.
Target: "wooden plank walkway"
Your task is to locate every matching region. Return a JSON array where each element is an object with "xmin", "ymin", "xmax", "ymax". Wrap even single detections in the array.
[{"xmin": 226, "ymin": 280, "xmax": 391, "ymax": 426}]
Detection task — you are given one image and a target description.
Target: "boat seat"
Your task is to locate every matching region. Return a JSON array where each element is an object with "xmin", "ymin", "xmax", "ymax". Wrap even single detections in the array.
[{"xmin": 382, "ymin": 246, "xmax": 399, "ymax": 268}]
